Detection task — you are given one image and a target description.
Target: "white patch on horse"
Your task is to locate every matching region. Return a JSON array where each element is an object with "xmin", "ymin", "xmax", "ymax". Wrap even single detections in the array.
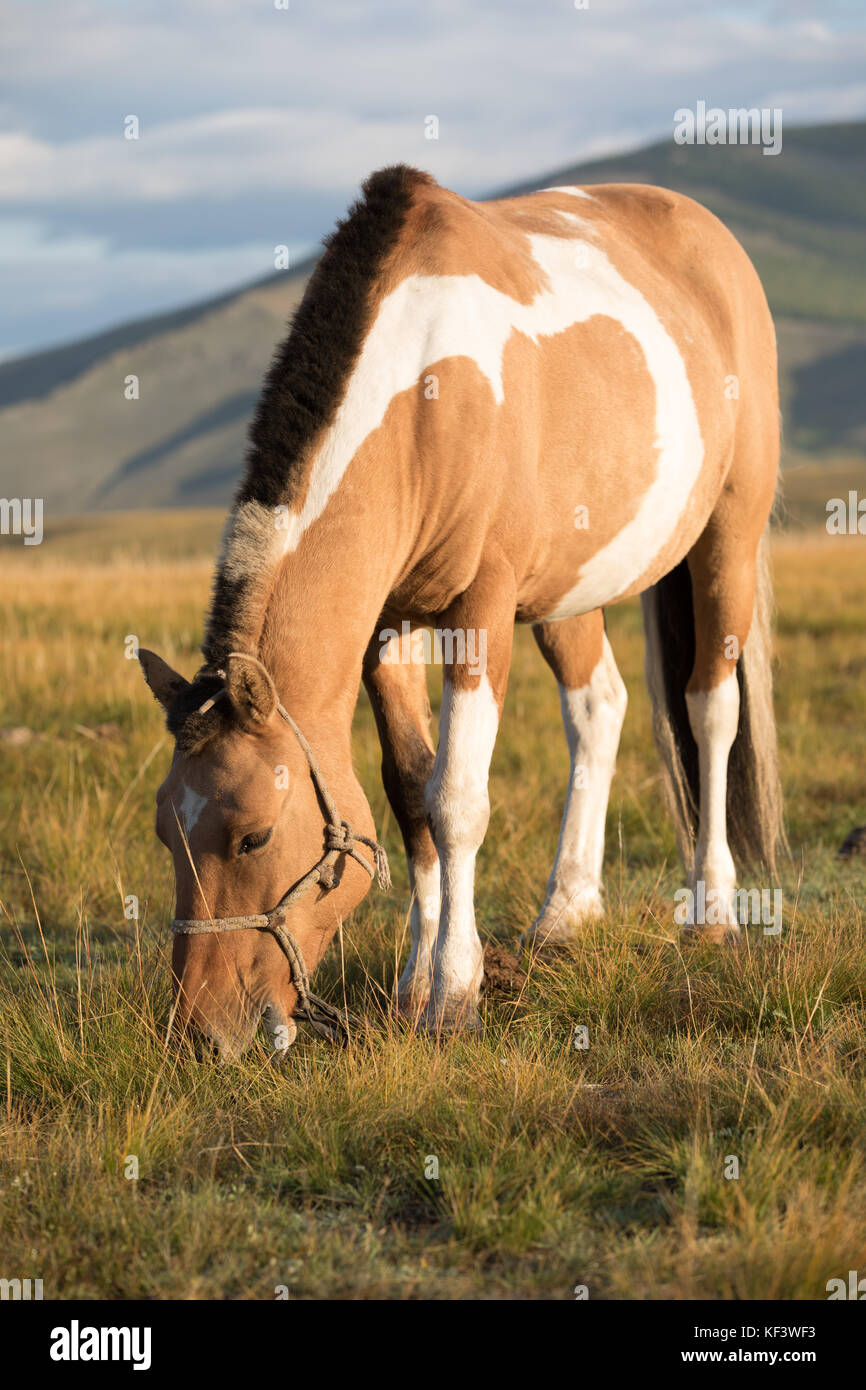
[
  {"xmin": 422, "ymin": 676, "xmax": 498, "ymax": 1021},
  {"xmin": 685, "ymin": 673, "xmax": 740, "ymax": 930},
  {"xmin": 396, "ymin": 855, "xmax": 442, "ymax": 1007},
  {"xmin": 411, "ymin": 856, "xmax": 441, "ymax": 943},
  {"xmin": 529, "ymin": 634, "xmax": 627, "ymax": 943},
  {"xmin": 277, "ymin": 229, "xmax": 703, "ymax": 602},
  {"xmin": 542, "ymin": 186, "xmax": 596, "ymax": 199},
  {"xmin": 179, "ymin": 783, "xmax": 208, "ymax": 834},
  {"xmin": 556, "ymin": 210, "xmax": 598, "ymax": 232}
]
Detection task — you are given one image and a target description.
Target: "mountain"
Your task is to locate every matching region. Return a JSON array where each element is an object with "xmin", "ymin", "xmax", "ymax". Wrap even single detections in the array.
[{"xmin": 1, "ymin": 122, "xmax": 864, "ymax": 514}]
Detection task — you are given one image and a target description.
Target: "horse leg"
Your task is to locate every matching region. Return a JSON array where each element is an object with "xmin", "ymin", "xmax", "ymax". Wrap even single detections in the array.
[
  {"xmin": 524, "ymin": 610, "xmax": 627, "ymax": 949},
  {"xmin": 363, "ymin": 632, "xmax": 439, "ymax": 1013},
  {"xmin": 421, "ymin": 559, "xmax": 517, "ymax": 1032},
  {"xmin": 684, "ymin": 516, "xmax": 760, "ymax": 942}
]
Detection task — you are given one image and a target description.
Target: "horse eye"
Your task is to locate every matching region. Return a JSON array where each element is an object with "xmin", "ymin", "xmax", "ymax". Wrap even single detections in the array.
[{"xmin": 238, "ymin": 827, "xmax": 273, "ymax": 856}]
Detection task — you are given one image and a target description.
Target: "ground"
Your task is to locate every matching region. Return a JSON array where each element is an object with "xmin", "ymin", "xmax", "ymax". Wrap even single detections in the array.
[{"xmin": 0, "ymin": 507, "xmax": 864, "ymax": 1299}]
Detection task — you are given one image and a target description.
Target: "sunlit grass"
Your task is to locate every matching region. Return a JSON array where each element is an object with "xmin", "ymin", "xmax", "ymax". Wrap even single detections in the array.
[{"xmin": 0, "ymin": 514, "xmax": 864, "ymax": 1298}]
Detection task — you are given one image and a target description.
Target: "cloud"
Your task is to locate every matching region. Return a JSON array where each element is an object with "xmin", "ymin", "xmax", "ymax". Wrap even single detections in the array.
[
  {"xmin": 0, "ymin": 221, "xmax": 302, "ymax": 360},
  {"xmin": 1, "ymin": 0, "xmax": 865, "ymax": 354},
  {"xmin": 0, "ymin": 107, "xmax": 555, "ymax": 204},
  {"xmin": 761, "ymin": 82, "xmax": 866, "ymax": 118}
]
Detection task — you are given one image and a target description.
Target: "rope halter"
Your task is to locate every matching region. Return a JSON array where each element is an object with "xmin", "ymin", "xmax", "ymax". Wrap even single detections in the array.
[{"xmin": 171, "ymin": 655, "xmax": 391, "ymax": 1046}]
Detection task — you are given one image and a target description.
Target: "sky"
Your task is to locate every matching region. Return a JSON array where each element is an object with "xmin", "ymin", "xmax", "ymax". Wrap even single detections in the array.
[{"xmin": 1, "ymin": 0, "xmax": 864, "ymax": 360}]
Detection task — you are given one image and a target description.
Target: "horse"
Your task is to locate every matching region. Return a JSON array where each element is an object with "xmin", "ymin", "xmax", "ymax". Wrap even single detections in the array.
[{"xmin": 138, "ymin": 163, "xmax": 784, "ymax": 1055}]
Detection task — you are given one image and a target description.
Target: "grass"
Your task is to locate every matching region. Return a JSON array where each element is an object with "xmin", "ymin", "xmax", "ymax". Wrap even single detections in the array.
[{"xmin": 1, "ymin": 512, "xmax": 865, "ymax": 1299}]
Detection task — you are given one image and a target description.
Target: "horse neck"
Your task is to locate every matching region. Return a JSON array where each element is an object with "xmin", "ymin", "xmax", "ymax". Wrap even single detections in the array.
[{"xmin": 257, "ymin": 488, "xmax": 400, "ymax": 746}]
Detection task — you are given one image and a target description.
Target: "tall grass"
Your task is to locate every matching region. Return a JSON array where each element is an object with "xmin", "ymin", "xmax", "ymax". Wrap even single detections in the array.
[{"xmin": 0, "ymin": 515, "xmax": 864, "ymax": 1298}]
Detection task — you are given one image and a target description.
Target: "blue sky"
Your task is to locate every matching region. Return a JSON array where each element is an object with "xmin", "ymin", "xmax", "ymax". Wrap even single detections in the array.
[{"xmin": 1, "ymin": 0, "xmax": 864, "ymax": 359}]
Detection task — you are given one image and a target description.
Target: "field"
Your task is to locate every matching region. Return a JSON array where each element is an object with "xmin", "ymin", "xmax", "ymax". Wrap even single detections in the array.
[{"xmin": 1, "ymin": 509, "xmax": 865, "ymax": 1300}]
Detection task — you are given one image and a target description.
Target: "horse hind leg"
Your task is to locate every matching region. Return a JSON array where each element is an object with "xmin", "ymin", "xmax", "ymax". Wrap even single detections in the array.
[
  {"xmin": 525, "ymin": 610, "xmax": 627, "ymax": 950},
  {"xmin": 363, "ymin": 631, "xmax": 439, "ymax": 1015},
  {"xmin": 682, "ymin": 488, "xmax": 781, "ymax": 940}
]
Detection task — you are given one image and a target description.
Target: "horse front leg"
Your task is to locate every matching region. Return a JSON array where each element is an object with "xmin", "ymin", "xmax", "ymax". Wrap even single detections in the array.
[
  {"xmin": 362, "ymin": 630, "xmax": 440, "ymax": 1016},
  {"xmin": 525, "ymin": 611, "xmax": 627, "ymax": 949},
  {"xmin": 420, "ymin": 558, "xmax": 516, "ymax": 1033}
]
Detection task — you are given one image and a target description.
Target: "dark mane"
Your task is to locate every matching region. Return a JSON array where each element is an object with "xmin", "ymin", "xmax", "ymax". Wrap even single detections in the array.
[
  {"xmin": 199, "ymin": 164, "xmax": 431, "ymax": 669},
  {"xmin": 237, "ymin": 163, "xmax": 431, "ymax": 511}
]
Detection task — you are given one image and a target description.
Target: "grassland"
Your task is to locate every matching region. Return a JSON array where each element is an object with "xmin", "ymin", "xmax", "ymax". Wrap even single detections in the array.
[{"xmin": 1, "ymin": 511, "xmax": 865, "ymax": 1300}]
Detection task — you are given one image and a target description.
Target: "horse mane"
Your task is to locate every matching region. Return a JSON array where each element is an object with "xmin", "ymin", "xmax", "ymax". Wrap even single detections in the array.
[
  {"xmin": 200, "ymin": 164, "xmax": 432, "ymax": 670},
  {"xmin": 241, "ymin": 163, "xmax": 431, "ymax": 510}
]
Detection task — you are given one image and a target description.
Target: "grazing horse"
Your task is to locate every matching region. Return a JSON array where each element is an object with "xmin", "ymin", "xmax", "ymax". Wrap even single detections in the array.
[{"xmin": 139, "ymin": 164, "xmax": 783, "ymax": 1054}]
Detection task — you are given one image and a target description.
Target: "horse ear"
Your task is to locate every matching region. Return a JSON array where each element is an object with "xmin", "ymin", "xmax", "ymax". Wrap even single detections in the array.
[
  {"xmin": 224, "ymin": 652, "xmax": 278, "ymax": 729},
  {"xmin": 139, "ymin": 649, "xmax": 189, "ymax": 710}
]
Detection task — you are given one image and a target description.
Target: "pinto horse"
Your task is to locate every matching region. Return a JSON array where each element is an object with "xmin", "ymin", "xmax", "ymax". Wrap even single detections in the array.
[{"xmin": 139, "ymin": 164, "xmax": 783, "ymax": 1053}]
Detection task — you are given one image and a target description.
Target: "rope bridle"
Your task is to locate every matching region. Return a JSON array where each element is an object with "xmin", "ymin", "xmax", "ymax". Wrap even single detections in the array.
[{"xmin": 171, "ymin": 656, "xmax": 391, "ymax": 1046}]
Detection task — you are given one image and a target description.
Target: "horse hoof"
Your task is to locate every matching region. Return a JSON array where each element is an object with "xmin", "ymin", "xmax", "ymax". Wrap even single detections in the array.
[
  {"xmin": 681, "ymin": 923, "xmax": 742, "ymax": 947},
  {"xmin": 418, "ymin": 999, "xmax": 483, "ymax": 1035},
  {"xmin": 394, "ymin": 990, "xmax": 430, "ymax": 1021},
  {"xmin": 521, "ymin": 896, "xmax": 603, "ymax": 955},
  {"xmin": 520, "ymin": 922, "xmax": 581, "ymax": 955}
]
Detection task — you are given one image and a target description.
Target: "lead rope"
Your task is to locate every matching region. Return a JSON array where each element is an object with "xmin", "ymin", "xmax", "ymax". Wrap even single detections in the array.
[
  {"xmin": 171, "ymin": 661, "xmax": 391, "ymax": 1046},
  {"xmin": 275, "ymin": 701, "xmax": 391, "ymax": 896}
]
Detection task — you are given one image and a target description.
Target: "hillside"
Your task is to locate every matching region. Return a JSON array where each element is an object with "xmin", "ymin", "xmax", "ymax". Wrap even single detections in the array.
[{"xmin": 0, "ymin": 122, "xmax": 864, "ymax": 514}]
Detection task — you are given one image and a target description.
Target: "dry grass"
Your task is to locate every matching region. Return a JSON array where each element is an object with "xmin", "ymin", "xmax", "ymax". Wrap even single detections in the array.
[{"xmin": 1, "ymin": 513, "xmax": 865, "ymax": 1299}]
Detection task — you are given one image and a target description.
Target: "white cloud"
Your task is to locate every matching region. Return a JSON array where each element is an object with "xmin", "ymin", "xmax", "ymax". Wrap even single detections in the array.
[
  {"xmin": 0, "ymin": 107, "xmax": 561, "ymax": 204},
  {"xmin": 761, "ymin": 82, "xmax": 866, "ymax": 120},
  {"xmin": 1, "ymin": 0, "xmax": 865, "ymax": 354}
]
